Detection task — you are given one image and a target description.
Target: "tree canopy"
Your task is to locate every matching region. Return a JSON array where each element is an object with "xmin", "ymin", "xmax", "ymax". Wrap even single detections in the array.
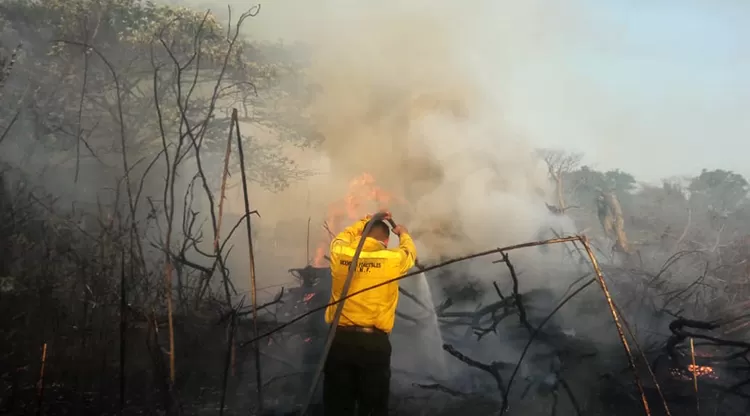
[
  {"xmin": 689, "ymin": 168, "xmax": 749, "ymax": 213},
  {"xmin": 0, "ymin": 0, "xmax": 316, "ymax": 191},
  {"xmin": 533, "ymin": 149, "xmax": 750, "ymax": 242},
  {"xmin": 567, "ymin": 166, "xmax": 636, "ymax": 205}
]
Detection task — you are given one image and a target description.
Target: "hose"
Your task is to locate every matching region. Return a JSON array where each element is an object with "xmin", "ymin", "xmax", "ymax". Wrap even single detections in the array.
[{"xmin": 299, "ymin": 211, "xmax": 390, "ymax": 415}]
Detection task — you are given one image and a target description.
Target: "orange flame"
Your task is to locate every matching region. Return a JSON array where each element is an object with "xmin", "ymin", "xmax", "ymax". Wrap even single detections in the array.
[
  {"xmin": 689, "ymin": 364, "xmax": 715, "ymax": 378},
  {"xmin": 311, "ymin": 173, "xmax": 396, "ymax": 267},
  {"xmin": 670, "ymin": 364, "xmax": 717, "ymax": 381}
]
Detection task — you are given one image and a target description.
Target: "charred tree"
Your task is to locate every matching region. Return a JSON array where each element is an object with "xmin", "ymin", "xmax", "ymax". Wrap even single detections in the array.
[
  {"xmin": 597, "ymin": 190, "xmax": 631, "ymax": 254},
  {"xmin": 538, "ymin": 149, "xmax": 583, "ymax": 211}
]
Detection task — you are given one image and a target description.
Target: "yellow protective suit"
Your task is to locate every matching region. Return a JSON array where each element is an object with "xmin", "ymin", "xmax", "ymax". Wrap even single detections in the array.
[{"xmin": 325, "ymin": 217, "xmax": 417, "ymax": 333}]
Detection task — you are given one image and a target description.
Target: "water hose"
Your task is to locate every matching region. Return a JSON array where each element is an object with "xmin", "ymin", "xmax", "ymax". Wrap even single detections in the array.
[{"xmin": 299, "ymin": 212, "xmax": 390, "ymax": 415}]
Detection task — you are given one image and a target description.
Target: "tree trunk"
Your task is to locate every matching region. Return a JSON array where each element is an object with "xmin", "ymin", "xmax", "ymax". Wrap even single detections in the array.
[
  {"xmin": 555, "ymin": 174, "xmax": 566, "ymax": 210},
  {"xmin": 605, "ymin": 193, "xmax": 630, "ymax": 253}
]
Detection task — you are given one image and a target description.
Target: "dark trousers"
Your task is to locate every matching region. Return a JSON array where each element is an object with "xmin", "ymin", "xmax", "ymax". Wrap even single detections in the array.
[{"xmin": 323, "ymin": 329, "xmax": 391, "ymax": 416}]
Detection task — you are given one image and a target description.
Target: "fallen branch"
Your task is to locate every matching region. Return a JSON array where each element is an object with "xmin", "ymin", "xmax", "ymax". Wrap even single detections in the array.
[
  {"xmin": 578, "ymin": 236, "xmax": 651, "ymax": 416},
  {"xmin": 239, "ymin": 236, "xmax": 580, "ymax": 349},
  {"xmin": 217, "ymin": 289, "xmax": 284, "ymax": 324},
  {"xmin": 501, "ymin": 278, "xmax": 595, "ymax": 415},
  {"xmin": 399, "ymin": 287, "xmax": 433, "ymax": 313},
  {"xmin": 472, "ymin": 309, "xmax": 516, "ymax": 340},
  {"xmin": 614, "ymin": 304, "xmax": 672, "ymax": 416},
  {"xmin": 396, "ymin": 311, "xmax": 421, "ymax": 325},
  {"xmin": 666, "ymin": 318, "xmax": 750, "ymax": 353},
  {"xmin": 501, "ymin": 252, "xmax": 533, "ymax": 332},
  {"xmin": 443, "ymin": 344, "xmax": 508, "ymax": 395}
]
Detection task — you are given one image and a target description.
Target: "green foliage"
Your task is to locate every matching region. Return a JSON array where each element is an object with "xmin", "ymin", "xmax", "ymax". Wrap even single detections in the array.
[
  {"xmin": 603, "ymin": 169, "xmax": 637, "ymax": 193},
  {"xmin": 9, "ymin": 0, "xmax": 225, "ymax": 53},
  {"xmin": 0, "ymin": 0, "xmax": 316, "ymax": 191},
  {"xmin": 689, "ymin": 168, "xmax": 749, "ymax": 212},
  {"xmin": 568, "ymin": 166, "xmax": 636, "ymax": 194},
  {"xmin": 566, "ymin": 166, "xmax": 637, "ymax": 212}
]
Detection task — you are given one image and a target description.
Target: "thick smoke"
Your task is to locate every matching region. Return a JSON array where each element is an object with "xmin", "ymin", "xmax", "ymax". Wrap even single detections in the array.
[
  {"xmin": 228, "ymin": 2, "xmax": 585, "ymax": 393},
  {"xmin": 244, "ymin": 0, "xmax": 572, "ymax": 269}
]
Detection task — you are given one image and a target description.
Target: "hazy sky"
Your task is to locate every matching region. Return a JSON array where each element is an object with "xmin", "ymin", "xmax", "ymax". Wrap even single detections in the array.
[
  {"xmin": 196, "ymin": 0, "xmax": 750, "ymax": 183},
  {"xmin": 510, "ymin": 0, "xmax": 750, "ymax": 183}
]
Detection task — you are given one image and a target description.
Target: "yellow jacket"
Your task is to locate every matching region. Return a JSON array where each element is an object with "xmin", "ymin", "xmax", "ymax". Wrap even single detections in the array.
[{"xmin": 325, "ymin": 217, "xmax": 417, "ymax": 333}]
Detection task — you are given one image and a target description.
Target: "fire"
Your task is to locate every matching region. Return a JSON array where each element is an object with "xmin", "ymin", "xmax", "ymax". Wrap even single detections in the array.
[
  {"xmin": 670, "ymin": 364, "xmax": 718, "ymax": 381},
  {"xmin": 688, "ymin": 364, "xmax": 715, "ymax": 378},
  {"xmin": 311, "ymin": 173, "xmax": 396, "ymax": 267}
]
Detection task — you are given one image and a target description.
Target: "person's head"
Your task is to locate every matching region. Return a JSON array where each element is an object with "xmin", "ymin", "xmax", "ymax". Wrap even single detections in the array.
[{"xmin": 366, "ymin": 220, "xmax": 391, "ymax": 246}]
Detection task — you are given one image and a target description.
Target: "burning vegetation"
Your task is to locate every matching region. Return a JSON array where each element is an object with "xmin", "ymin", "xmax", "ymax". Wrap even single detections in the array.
[
  {"xmin": 312, "ymin": 173, "xmax": 396, "ymax": 267},
  {"xmin": 1, "ymin": 1, "xmax": 750, "ymax": 416}
]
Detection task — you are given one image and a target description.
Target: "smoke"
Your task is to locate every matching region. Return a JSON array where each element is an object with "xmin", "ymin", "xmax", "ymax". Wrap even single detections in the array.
[
  {"xmin": 242, "ymin": 0, "xmax": 577, "ymax": 269},
  {"xmin": 223, "ymin": 2, "xmax": 589, "ymax": 395}
]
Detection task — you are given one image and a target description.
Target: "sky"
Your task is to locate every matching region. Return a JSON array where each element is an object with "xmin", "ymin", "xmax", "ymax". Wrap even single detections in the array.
[
  {"xmin": 189, "ymin": 0, "xmax": 750, "ymax": 184},
  {"xmin": 508, "ymin": 0, "xmax": 750, "ymax": 183}
]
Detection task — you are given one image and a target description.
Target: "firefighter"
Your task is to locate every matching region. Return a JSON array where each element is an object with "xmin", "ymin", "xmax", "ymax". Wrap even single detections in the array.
[{"xmin": 323, "ymin": 212, "xmax": 417, "ymax": 416}]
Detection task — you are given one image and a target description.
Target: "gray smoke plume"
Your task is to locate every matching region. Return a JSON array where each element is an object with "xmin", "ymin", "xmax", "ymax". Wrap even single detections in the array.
[{"xmin": 232, "ymin": 0, "xmax": 576, "ymax": 274}]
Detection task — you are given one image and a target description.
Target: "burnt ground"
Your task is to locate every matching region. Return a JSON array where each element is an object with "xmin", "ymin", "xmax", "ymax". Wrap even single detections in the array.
[{"xmin": 4, "ymin": 259, "xmax": 750, "ymax": 416}]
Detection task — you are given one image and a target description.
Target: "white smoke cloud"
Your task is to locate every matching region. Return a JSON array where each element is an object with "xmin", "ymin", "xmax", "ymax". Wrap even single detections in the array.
[{"xmin": 248, "ymin": 0, "xmax": 572, "ymax": 263}]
